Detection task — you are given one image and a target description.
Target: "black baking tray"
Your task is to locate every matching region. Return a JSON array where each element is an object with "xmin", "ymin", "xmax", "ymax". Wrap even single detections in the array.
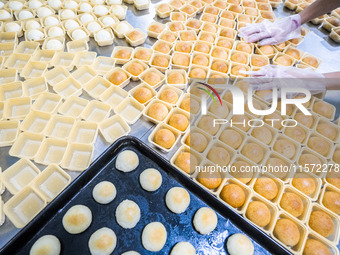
[{"xmin": 0, "ymin": 136, "xmax": 290, "ymax": 255}]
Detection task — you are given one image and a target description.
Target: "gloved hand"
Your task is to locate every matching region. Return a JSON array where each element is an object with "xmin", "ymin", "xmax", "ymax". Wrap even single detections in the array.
[
  {"xmin": 239, "ymin": 14, "xmax": 302, "ymax": 45},
  {"xmin": 240, "ymin": 65, "xmax": 326, "ymax": 97}
]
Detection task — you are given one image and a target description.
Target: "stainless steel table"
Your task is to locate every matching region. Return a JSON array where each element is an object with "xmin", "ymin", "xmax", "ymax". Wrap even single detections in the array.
[{"xmin": 0, "ymin": 0, "xmax": 340, "ymax": 250}]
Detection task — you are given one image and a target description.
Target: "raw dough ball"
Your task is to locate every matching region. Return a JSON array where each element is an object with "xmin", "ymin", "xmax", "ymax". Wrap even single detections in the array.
[
  {"xmin": 197, "ymin": 169, "xmax": 222, "ymax": 189},
  {"xmin": 167, "ymin": 72, "xmax": 185, "ymax": 84},
  {"xmin": 323, "ymin": 191, "xmax": 340, "ymax": 214},
  {"xmin": 174, "ymin": 152, "xmax": 198, "ymax": 174},
  {"xmin": 27, "ymin": 29, "xmax": 44, "ymax": 41},
  {"xmin": 158, "ymin": 3, "xmax": 171, "ymax": 13},
  {"xmin": 166, "ymin": 187, "xmax": 190, "ymax": 213},
  {"xmin": 121, "ymin": 251, "xmax": 140, "ymax": 255},
  {"xmin": 303, "ymin": 239, "xmax": 331, "ymax": 255},
  {"xmin": 175, "ymin": 41, "xmax": 192, "ymax": 53},
  {"xmin": 48, "ymin": 0, "xmax": 62, "ymax": 9},
  {"xmin": 115, "ymin": 200, "xmax": 141, "ymax": 229},
  {"xmin": 169, "ymin": 113, "xmax": 189, "ymax": 131},
  {"xmin": 212, "ymin": 48, "xmax": 229, "ymax": 60},
  {"xmin": 217, "ymin": 38, "xmax": 233, "ymax": 49},
  {"xmin": 231, "ymin": 52, "xmax": 248, "ymax": 64},
  {"xmin": 94, "ymin": 5, "xmax": 108, "ymax": 16},
  {"xmin": 143, "ymin": 71, "xmax": 161, "ymax": 86},
  {"xmin": 200, "ymin": 32, "xmax": 215, "ymax": 43},
  {"xmin": 154, "ymin": 128, "xmax": 176, "ymax": 149},
  {"xmin": 115, "ymin": 150, "xmax": 139, "ymax": 172},
  {"xmin": 64, "ymin": 0, "xmax": 78, "ymax": 9},
  {"xmin": 80, "ymin": 3, "xmax": 92, "ymax": 12},
  {"xmin": 187, "ymin": 132, "xmax": 208, "ymax": 152},
  {"xmin": 317, "ymin": 123, "xmax": 337, "ymax": 140},
  {"xmin": 169, "ymin": 22, "xmax": 185, "ymax": 32},
  {"xmin": 231, "ymin": 115, "xmax": 250, "ymax": 132},
  {"xmin": 295, "ymin": 113, "xmax": 314, "ymax": 128},
  {"xmin": 102, "ymin": 17, "xmax": 116, "ymax": 27},
  {"xmin": 189, "ymin": 67, "xmax": 207, "ymax": 79},
  {"xmin": 220, "ymin": 184, "xmax": 246, "ymax": 208},
  {"xmin": 203, "ymin": 23, "xmax": 218, "ymax": 33},
  {"xmin": 251, "ymin": 55, "xmax": 268, "ymax": 67},
  {"xmin": 303, "ymin": 56, "xmax": 319, "ymax": 68},
  {"xmin": 280, "ymin": 192, "xmax": 304, "ymax": 217},
  {"xmin": 92, "ymin": 181, "xmax": 116, "ymax": 204},
  {"xmin": 170, "ymin": 242, "xmax": 196, "ymax": 255},
  {"xmin": 142, "ymin": 222, "xmax": 167, "ymax": 252},
  {"xmin": 115, "ymin": 22, "xmax": 131, "ymax": 35},
  {"xmin": 134, "ymin": 87, "xmax": 152, "ymax": 104},
  {"xmin": 88, "ymin": 228, "xmax": 117, "ymax": 255},
  {"xmin": 128, "ymin": 30, "xmax": 144, "ymax": 41},
  {"xmin": 5, "ymin": 22, "xmax": 21, "ymax": 33},
  {"xmin": 159, "ymin": 88, "xmax": 178, "ymax": 104},
  {"xmin": 193, "ymin": 207, "xmax": 218, "ymax": 234},
  {"xmin": 26, "ymin": 20, "xmax": 41, "ymax": 30},
  {"xmin": 172, "ymin": 53, "xmax": 190, "ymax": 66},
  {"xmin": 313, "ymin": 101, "xmax": 333, "ymax": 119},
  {"xmin": 209, "ymin": 101, "xmax": 229, "ymax": 118},
  {"xmin": 211, "ymin": 60, "xmax": 229, "ymax": 73},
  {"xmin": 265, "ymin": 157, "xmax": 288, "ymax": 179},
  {"xmin": 46, "ymin": 39, "xmax": 63, "ymax": 50},
  {"xmin": 139, "ymin": 168, "xmax": 162, "ymax": 192},
  {"xmin": 246, "ymin": 201, "xmax": 271, "ymax": 227},
  {"xmin": 134, "ymin": 48, "xmax": 152, "ymax": 61},
  {"xmin": 19, "ymin": 10, "xmax": 34, "ymax": 20},
  {"xmin": 254, "ymin": 178, "xmax": 278, "ymax": 200},
  {"xmin": 29, "ymin": 0, "xmax": 43, "ymax": 9},
  {"xmin": 227, "ymin": 233, "xmax": 254, "ymax": 255},
  {"xmin": 307, "ymin": 136, "xmax": 330, "ymax": 156},
  {"xmin": 251, "ymin": 126, "xmax": 272, "ymax": 145},
  {"xmin": 285, "ymin": 126, "xmax": 306, "ymax": 143},
  {"xmin": 231, "ymin": 64, "xmax": 248, "ymax": 77},
  {"xmin": 192, "ymin": 54, "xmax": 209, "ymax": 66},
  {"xmin": 148, "ymin": 102, "xmax": 169, "ymax": 121},
  {"xmin": 37, "ymin": 6, "xmax": 53, "ymax": 17},
  {"xmin": 44, "ymin": 17, "xmax": 59, "ymax": 27},
  {"xmin": 180, "ymin": 97, "xmax": 199, "ymax": 114},
  {"xmin": 30, "ymin": 235, "xmax": 61, "ymax": 255},
  {"xmin": 194, "ymin": 42, "xmax": 210, "ymax": 53},
  {"xmin": 62, "ymin": 205, "xmax": 92, "ymax": 234},
  {"xmin": 285, "ymin": 49, "xmax": 301, "ymax": 59},
  {"xmin": 149, "ymin": 23, "xmax": 163, "ymax": 33},
  {"xmin": 207, "ymin": 147, "xmax": 230, "ymax": 165},
  {"xmin": 115, "ymin": 49, "xmax": 131, "ymax": 59},
  {"xmin": 181, "ymin": 31, "xmax": 196, "ymax": 41},
  {"xmin": 9, "ymin": 1, "xmax": 24, "ymax": 10},
  {"xmin": 95, "ymin": 30, "xmax": 112, "ymax": 41},
  {"xmin": 155, "ymin": 41, "xmax": 171, "ymax": 54},
  {"xmin": 273, "ymin": 139, "xmax": 296, "ymax": 159},
  {"xmin": 61, "ymin": 9, "xmax": 76, "ymax": 19},
  {"xmin": 220, "ymin": 129, "xmax": 243, "ymax": 149},
  {"xmin": 64, "ymin": 20, "xmax": 79, "ymax": 31},
  {"xmin": 292, "ymin": 173, "xmax": 316, "ymax": 196},
  {"xmin": 241, "ymin": 143, "xmax": 264, "ymax": 163},
  {"xmin": 198, "ymin": 115, "xmax": 219, "ymax": 135},
  {"xmin": 333, "ymin": 150, "xmax": 340, "ymax": 164},
  {"xmin": 48, "ymin": 26, "xmax": 64, "ymax": 37},
  {"xmin": 259, "ymin": 45, "xmax": 275, "ymax": 55},
  {"xmin": 72, "ymin": 29, "xmax": 87, "ymax": 40},
  {"xmin": 152, "ymin": 55, "xmax": 169, "ymax": 68},
  {"xmin": 273, "ymin": 219, "xmax": 300, "ymax": 247},
  {"xmin": 108, "ymin": 70, "xmax": 128, "ymax": 85},
  {"xmin": 309, "ymin": 210, "xmax": 334, "ymax": 237},
  {"xmin": 126, "ymin": 62, "xmax": 145, "ymax": 76}
]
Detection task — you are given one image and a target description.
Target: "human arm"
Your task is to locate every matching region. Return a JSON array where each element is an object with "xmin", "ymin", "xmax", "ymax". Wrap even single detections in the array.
[{"xmin": 299, "ymin": 0, "xmax": 340, "ymax": 24}]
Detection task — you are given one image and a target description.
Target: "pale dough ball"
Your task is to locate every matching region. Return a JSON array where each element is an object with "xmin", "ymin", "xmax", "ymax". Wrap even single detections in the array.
[
  {"xmin": 227, "ymin": 233, "xmax": 254, "ymax": 255},
  {"xmin": 44, "ymin": 17, "xmax": 59, "ymax": 27},
  {"xmin": 92, "ymin": 181, "xmax": 116, "ymax": 204},
  {"xmin": 139, "ymin": 168, "xmax": 162, "ymax": 192},
  {"xmin": 209, "ymin": 101, "xmax": 229, "ymax": 118},
  {"xmin": 142, "ymin": 222, "xmax": 167, "ymax": 252},
  {"xmin": 19, "ymin": 10, "xmax": 34, "ymax": 20},
  {"xmin": 193, "ymin": 207, "xmax": 218, "ymax": 234},
  {"xmin": 48, "ymin": 27, "xmax": 64, "ymax": 37},
  {"xmin": 29, "ymin": 235, "xmax": 61, "ymax": 255},
  {"xmin": 170, "ymin": 242, "xmax": 196, "ymax": 255},
  {"xmin": 115, "ymin": 200, "xmax": 141, "ymax": 229},
  {"xmin": 219, "ymin": 129, "xmax": 243, "ymax": 149},
  {"xmin": 88, "ymin": 227, "xmax": 117, "ymax": 255},
  {"xmin": 121, "ymin": 251, "xmax": 140, "ymax": 255},
  {"xmin": 27, "ymin": 29, "xmax": 44, "ymax": 41},
  {"xmin": 72, "ymin": 29, "xmax": 87, "ymax": 40},
  {"xmin": 5, "ymin": 22, "xmax": 21, "ymax": 33},
  {"xmin": 37, "ymin": 6, "xmax": 53, "ymax": 17},
  {"xmin": 62, "ymin": 205, "xmax": 92, "ymax": 234},
  {"xmin": 46, "ymin": 39, "xmax": 63, "ymax": 50},
  {"xmin": 9, "ymin": 1, "xmax": 24, "ymax": 10},
  {"xmin": 115, "ymin": 150, "xmax": 139, "ymax": 172},
  {"xmin": 165, "ymin": 187, "xmax": 190, "ymax": 214}
]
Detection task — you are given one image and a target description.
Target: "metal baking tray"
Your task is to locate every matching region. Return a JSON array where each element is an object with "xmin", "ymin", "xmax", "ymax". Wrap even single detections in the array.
[{"xmin": 0, "ymin": 136, "xmax": 289, "ymax": 254}]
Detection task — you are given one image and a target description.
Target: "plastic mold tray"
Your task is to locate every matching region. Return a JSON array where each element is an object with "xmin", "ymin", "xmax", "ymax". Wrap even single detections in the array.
[
  {"xmin": 9, "ymin": 132, "xmax": 44, "ymax": 159},
  {"xmin": 69, "ymin": 121, "xmax": 99, "ymax": 144},
  {"xmin": 53, "ymin": 77, "xmax": 82, "ymax": 99},
  {"xmin": 20, "ymin": 110, "xmax": 51, "ymax": 134},
  {"xmin": 66, "ymin": 39, "xmax": 89, "ymax": 53},
  {"xmin": 15, "ymin": 41, "xmax": 39, "ymax": 55},
  {"xmin": 34, "ymin": 138, "xmax": 68, "ymax": 165},
  {"xmin": 60, "ymin": 143, "xmax": 94, "ymax": 171},
  {"xmin": 114, "ymin": 97, "xmax": 145, "ymax": 125},
  {"xmin": 32, "ymin": 92, "xmax": 62, "ymax": 114},
  {"xmin": 20, "ymin": 61, "xmax": 48, "ymax": 79},
  {"xmin": 51, "ymin": 52, "xmax": 75, "ymax": 71},
  {"xmin": 58, "ymin": 96, "xmax": 88, "ymax": 119},
  {"xmin": 0, "ymin": 120, "xmax": 20, "ymax": 147},
  {"xmin": 0, "ymin": 81, "xmax": 23, "ymax": 101},
  {"xmin": 31, "ymin": 164, "xmax": 71, "ymax": 202},
  {"xmin": 1, "ymin": 159, "xmax": 40, "ymax": 195},
  {"xmin": 22, "ymin": 77, "xmax": 48, "ymax": 98},
  {"xmin": 84, "ymin": 76, "xmax": 111, "ymax": 99},
  {"xmin": 99, "ymin": 115, "xmax": 131, "ymax": 144},
  {"xmin": 74, "ymin": 51, "xmax": 97, "ymax": 67},
  {"xmin": 91, "ymin": 56, "xmax": 115, "ymax": 75},
  {"xmin": 98, "ymin": 85, "xmax": 128, "ymax": 110},
  {"xmin": 31, "ymin": 49, "xmax": 56, "ymax": 65},
  {"xmin": 3, "ymin": 97, "xmax": 31, "ymax": 120},
  {"xmin": 45, "ymin": 115, "xmax": 75, "ymax": 140},
  {"xmin": 0, "ymin": 42, "xmax": 16, "ymax": 57},
  {"xmin": 0, "ymin": 69, "xmax": 18, "ymax": 85},
  {"xmin": 4, "ymin": 53, "xmax": 31, "ymax": 71},
  {"xmin": 44, "ymin": 66, "xmax": 70, "ymax": 87},
  {"xmin": 72, "ymin": 66, "xmax": 97, "ymax": 85},
  {"xmin": 81, "ymin": 100, "xmax": 111, "ymax": 123}
]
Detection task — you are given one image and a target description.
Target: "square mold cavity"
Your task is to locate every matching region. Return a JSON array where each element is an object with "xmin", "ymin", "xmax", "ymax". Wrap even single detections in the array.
[
  {"xmin": 53, "ymin": 77, "xmax": 83, "ymax": 99},
  {"xmin": 72, "ymin": 66, "xmax": 97, "ymax": 85},
  {"xmin": 4, "ymin": 53, "xmax": 32, "ymax": 71},
  {"xmin": 81, "ymin": 100, "xmax": 111, "ymax": 122},
  {"xmin": 3, "ymin": 97, "xmax": 31, "ymax": 120},
  {"xmin": 0, "ymin": 120, "xmax": 20, "ymax": 147},
  {"xmin": 74, "ymin": 51, "xmax": 97, "ymax": 67},
  {"xmin": 32, "ymin": 92, "xmax": 62, "ymax": 114},
  {"xmin": 31, "ymin": 49, "xmax": 56, "ymax": 64},
  {"xmin": 20, "ymin": 61, "xmax": 48, "ymax": 79},
  {"xmin": 69, "ymin": 121, "xmax": 98, "ymax": 144},
  {"xmin": 91, "ymin": 56, "xmax": 115, "ymax": 75},
  {"xmin": 3, "ymin": 186, "xmax": 46, "ymax": 228},
  {"xmin": 99, "ymin": 85, "xmax": 129, "ymax": 110},
  {"xmin": 35, "ymin": 138, "xmax": 68, "ymax": 165},
  {"xmin": 0, "ymin": 69, "xmax": 18, "ymax": 85},
  {"xmin": 32, "ymin": 164, "xmax": 71, "ymax": 202},
  {"xmin": 66, "ymin": 39, "xmax": 89, "ymax": 53},
  {"xmin": 1, "ymin": 159, "xmax": 40, "ymax": 195},
  {"xmin": 58, "ymin": 96, "xmax": 88, "ymax": 119},
  {"xmin": 15, "ymin": 41, "xmax": 40, "ymax": 55},
  {"xmin": 0, "ymin": 81, "xmax": 23, "ymax": 101},
  {"xmin": 61, "ymin": 143, "xmax": 94, "ymax": 171},
  {"xmin": 99, "ymin": 115, "xmax": 131, "ymax": 143},
  {"xmin": 22, "ymin": 77, "xmax": 48, "ymax": 98},
  {"xmin": 9, "ymin": 132, "xmax": 44, "ymax": 159},
  {"xmin": 0, "ymin": 42, "xmax": 16, "ymax": 57},
  {"xmin": 20, "ymin": 110, "xmax": 51, "ymax": 134},
  {"xmin": 51, "ymin": 52, "xmax": 75, "ymax": 71},
  {"xmin": 114, "ymin": 98, "xmax": 145, "ymax": 125},
  {"xmin": 45, "ymin": 115, "xmax": 75, "ymax": 140},
  {"xmin": 84, "ymin": 76, "xmax": 111, "ymax": 99},
  {"xmin": 0, "ymin": 102, "xmax": 3, "ymax": 120},
  {"xmin": 44, "ymin": 66, "xmax": 70, "ymax": 87}
]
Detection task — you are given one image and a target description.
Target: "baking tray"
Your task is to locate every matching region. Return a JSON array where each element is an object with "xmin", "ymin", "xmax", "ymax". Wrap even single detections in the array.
[{"xmin": 0, "ymin": 136, "xmax": 288, "ymax": 254}]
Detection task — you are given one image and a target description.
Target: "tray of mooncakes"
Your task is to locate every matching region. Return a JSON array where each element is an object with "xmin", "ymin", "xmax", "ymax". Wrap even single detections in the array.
[{"xmin": 0, "ymin": 136, "xmax": 288, "ymax": 255}]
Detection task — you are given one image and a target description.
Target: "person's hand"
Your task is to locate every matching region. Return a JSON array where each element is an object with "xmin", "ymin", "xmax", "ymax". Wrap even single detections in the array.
[{"xmin": 238, "ymin": 14, "xmax": 302, "ymax": 45}]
